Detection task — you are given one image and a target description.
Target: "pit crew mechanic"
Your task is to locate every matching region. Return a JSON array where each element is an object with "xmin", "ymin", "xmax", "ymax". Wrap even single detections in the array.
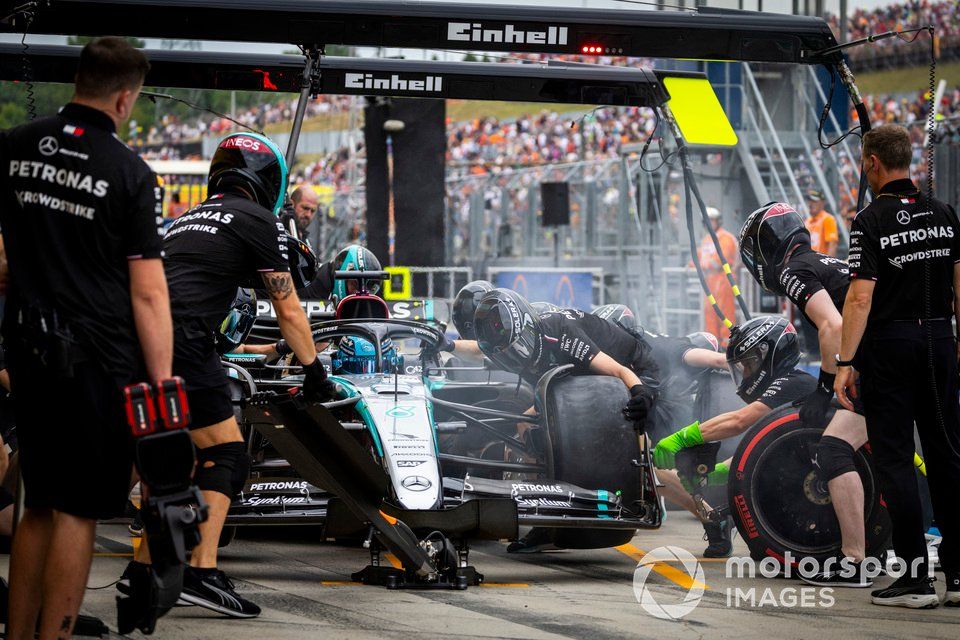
[
  {"xmin": 124, "ymin": 132, "xmax": 336, "ymax": 619},
  {"xmin": 653, "ymin": 316, "xmax": 816, "ymax": 557},
  {"xmin": 593, "ymin": 303, "xmax": 728, "ymax": 441},
  {"xmin": 739, "ymin": 201, "xmax": 876, "ymax": 586},
  {"xmin": 0, "ymin": 38, "xmax": 174, "ymax": 639},
  {"xmin": 836, "ymin": 124, "xmax": 960, "ymax": 608},
  {"xmin": 470, "ymin": 289, "xmax": 661, "ymax": 552}
]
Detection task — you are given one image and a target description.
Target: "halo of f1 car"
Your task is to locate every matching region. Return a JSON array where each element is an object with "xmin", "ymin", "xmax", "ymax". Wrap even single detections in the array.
[{"xmin": 218, "ymin": 271, "xmax": 890, "ymax": 587}]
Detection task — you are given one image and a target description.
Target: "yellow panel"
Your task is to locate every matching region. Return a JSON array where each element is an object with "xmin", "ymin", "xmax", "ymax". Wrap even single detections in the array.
[
  {"xmin": 663, "ymin": 77, "xmax": 738, "ymax": 147},
  {"xmin": 383, "ymin": 266, "xmax": 412, "ymax": 300}
]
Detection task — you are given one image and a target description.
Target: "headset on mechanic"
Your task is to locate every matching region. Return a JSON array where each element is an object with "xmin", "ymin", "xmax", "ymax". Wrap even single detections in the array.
[{"xmin": 836, "ymin": 123, "xmax": 960, "ymax": 608}]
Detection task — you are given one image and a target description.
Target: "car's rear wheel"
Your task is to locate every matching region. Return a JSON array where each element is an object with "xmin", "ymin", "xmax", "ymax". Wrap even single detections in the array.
[{"xmin": 542, "ymin": 375, "xmax": 641, "ymax": 549}]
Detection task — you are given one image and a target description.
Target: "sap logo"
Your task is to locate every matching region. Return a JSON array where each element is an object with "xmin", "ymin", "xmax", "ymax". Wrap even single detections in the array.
[
  {"xmin": 447, "ymin": 22, "xmax": 568, "ymax": 46},
  {"xmin": 396, "ymin": 460, "xmax": 424, "ymax": 468},
  {"xmin": 344, "ymin": 73, "xmax": 443, "ymax": 93}
]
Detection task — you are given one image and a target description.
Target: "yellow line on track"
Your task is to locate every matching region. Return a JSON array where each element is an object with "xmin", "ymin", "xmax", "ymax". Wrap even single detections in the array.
[
  {"xmin": 321, "ymin": 581, "xmax": 362, "ymax": 586},
  {"xmin": 615, "ymin": 544, "xmax": 710, "ymax": 591},
  {"xmin": 480, "ymin": 582, "xmax": 529, "ymax": 588}
]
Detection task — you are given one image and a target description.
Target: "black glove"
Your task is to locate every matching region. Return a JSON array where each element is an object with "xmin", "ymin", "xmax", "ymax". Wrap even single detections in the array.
[
  {"xmin": 274, "ymin": 339, "xmax": 293, "ymax": 357},
  {"xmin": 438, "ymin": 334, "xmax": 457, "ymax": 353},
  {"xmin": 301, "ymin": 356, "xmax": 336, "ymax": 402},
  {"xmin": 798, "ymin": 369, "xmax": 835, "ymax": 427},
  {"xmin": 623, "ymin": 383, "xmax": 657, "ymax": 422}
]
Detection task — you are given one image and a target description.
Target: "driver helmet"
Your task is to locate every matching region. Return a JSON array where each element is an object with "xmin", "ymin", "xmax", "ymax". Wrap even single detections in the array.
[
  {"xmin": 452, "ymin": 280, "xmax": 494, "ymax": 340},
  {"xmin": 531, "ymin": 301, "xmax": 561, "ymax": 315},
  {"xmin": 216, "ymin": 288, "xmax": 257, "ymax": 355},
  {"xmin": 686, "ymin": 331, "xmax": 720, "ymax": 352},
  {"xmin": 331, "ymin": 244, "xmax": 382, "ymax": 303},
  {"xmin": 331, "ymin": 335, "xmax": 403, "ymax": 375},
  {"xmin": 739, "ymin": 202, "xmax": 810, "ymax": 293},
  {"xmin": 208, "ymin": 133, "xmax": 288, "ymax": 216},
  {"xmin": 473, "ymin": 288, "xmax": 543, "ymax": 374},
  {"xmin": 726, "ymin": 315, "xmax": 799, "ymax": 402},
  {"xmin": 286, "ymin": 234, "xmax": 317, "ymax": 289},
  {"xmin": 592, "ymin": 303, "xmax": 638, "ymax": 332}
]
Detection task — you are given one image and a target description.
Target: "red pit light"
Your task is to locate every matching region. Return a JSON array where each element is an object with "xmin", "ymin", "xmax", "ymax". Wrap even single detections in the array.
[{"xmin": 582, "ymin": 44, "xmax": 602, "ymax": 54}]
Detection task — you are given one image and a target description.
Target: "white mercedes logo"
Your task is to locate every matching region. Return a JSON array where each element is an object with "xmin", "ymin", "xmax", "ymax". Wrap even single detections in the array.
[
  {"xmin": 38, "ymin": 136, "xmax": 59, "ymax": 157},
  {"xmin": 897, "ymin": 210, "xmax": 911, "ymax": 225},
  {"xmin": 401, "ymin": 476, "xmax": 431, "ymax": 491}
]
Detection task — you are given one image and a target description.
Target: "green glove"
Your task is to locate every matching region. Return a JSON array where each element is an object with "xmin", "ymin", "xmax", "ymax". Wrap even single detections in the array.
[
  {"xmin": 653, "ymin": 421, "xmax": 704, "ymax": 469},
  {"xmin": 679, "ymin": 462, "xmax": 729, "ymax": 493}
]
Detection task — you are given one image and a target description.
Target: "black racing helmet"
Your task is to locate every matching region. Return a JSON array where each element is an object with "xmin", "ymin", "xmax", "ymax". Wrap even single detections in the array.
[
  {"xmin": 286, "ymin": 234, "xmax": 317, "ymax": 290},
  {"xmin": 452, "ymin": 280, "xmax": 495, "ymax": 340},
  {"xmin": 474, "ymin": 288, "xmax": 544, "ymax": 374},
  {"xmin": 531, "ymin": 301, "xmax": 561, "ymax": 315},
  {"xmin": 593, "ymin": 303, "xmax": 638, "ymax": 332},
  {"xmin": 208, "ymin": 133, "xmax": 288, "ymax": 216},
  {"xmin": 216, "ymin": 288, "xmax": 257, "ymax": 355},
  {"xmin": 725, "ymin": 315, "xmax": 799, "ymax": 402},
  {"xmin": 331, "ymin": 245, "xmax": 382, "ymax": 302},
  {"xmin": 739, "ymin": 202, "xmax": 810, "ymax": 293}
]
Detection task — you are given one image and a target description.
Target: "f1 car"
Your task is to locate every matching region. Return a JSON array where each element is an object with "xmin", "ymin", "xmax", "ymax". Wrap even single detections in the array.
[{"xmin": 220, "ymin": 273, "xmax": 662, "ymax": 586}]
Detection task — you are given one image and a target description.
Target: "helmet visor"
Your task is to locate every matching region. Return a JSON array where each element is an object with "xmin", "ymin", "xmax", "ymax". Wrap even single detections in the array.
[{"xmin": 729, "ymin": 353, "xmax": 763, "ymax": 388}]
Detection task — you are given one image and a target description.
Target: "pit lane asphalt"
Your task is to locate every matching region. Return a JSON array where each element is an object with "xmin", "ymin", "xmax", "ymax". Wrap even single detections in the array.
[{"xmin": 3, "ymin": 512, "xmax": 956, "ymax": 640}]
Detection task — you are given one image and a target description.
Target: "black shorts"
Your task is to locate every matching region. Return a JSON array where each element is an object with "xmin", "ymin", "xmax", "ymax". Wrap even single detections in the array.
[
  {"xmin": 8, "ymin": 353, "xmax": 132, "ymax": 520},
  {"xmin": 173, "ymin": 329, "xmax": 234, "ymax": 429}
]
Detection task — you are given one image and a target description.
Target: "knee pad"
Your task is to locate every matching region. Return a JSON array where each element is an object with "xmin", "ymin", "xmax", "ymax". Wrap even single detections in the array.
[
  {"xmin": 814, "ymin": 435, "xmax": 857, "ymax": 481},
  {"xmin": 195, "ymin": 442, "xmax": 249, "ymax": 499}
]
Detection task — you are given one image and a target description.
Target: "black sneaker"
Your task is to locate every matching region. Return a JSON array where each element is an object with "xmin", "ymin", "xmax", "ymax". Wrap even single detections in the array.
[
  {"xmin": 506, "ymin": 528, "xmax": 558, "ymax": 554},
  {"xmin": 702, "ymin": 517, "xmax": 733, "ymax": 558},
  {"xmin": 871, "ymin": 576, "xmax": 939, "ymax": 609},
  {"xmin": 944, "ymin": 572, "xmax": 960, "ymax": 607},
  {"xmin": 179, "ymin": 567, "xmax": 261, "ymax": 618},
  {"xmin": 800, "ymin": 560, "xmax": 873, "ymax": 588}
]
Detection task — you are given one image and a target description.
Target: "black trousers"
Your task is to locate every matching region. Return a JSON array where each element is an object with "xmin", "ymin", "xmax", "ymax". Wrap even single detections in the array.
[{"xmin": 860, "ymin": 320, "xmax": 960, "ymax": 576}]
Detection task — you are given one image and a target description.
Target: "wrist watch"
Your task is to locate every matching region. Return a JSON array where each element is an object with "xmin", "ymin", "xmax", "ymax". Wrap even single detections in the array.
[{"xmin": 834, "ymin": 354, "xmax": 855, "ymax": 367}]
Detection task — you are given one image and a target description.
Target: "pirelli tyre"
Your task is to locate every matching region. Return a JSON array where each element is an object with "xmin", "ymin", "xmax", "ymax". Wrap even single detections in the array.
[
  {"xmin": 728, "ymin": 406, "xmax": 891, "ymax": 563},
  {"xmin": 542, "ymin": 374, "xmax": 642, "ymax": 549}
]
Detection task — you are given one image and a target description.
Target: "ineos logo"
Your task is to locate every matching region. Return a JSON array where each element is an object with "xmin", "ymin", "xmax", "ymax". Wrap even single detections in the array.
[
  {"xmin": 38, "ymin": 136, "xmax": 59, "ymax": 156},
  {"xmin": 401, "ymin": 476, "xmax": 431, "ymax": 491},
  {"xmin": 897, "ymin": 210, "xmax": 911, "ymax": 225},
  {"xmin": 221, "ymin": 136, "xmax": 262, "ymax": 152}
]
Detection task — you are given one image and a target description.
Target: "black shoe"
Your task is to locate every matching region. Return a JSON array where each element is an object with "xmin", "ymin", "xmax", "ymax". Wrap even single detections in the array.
[
  {"xmin": 702, "ymin": 517, "xmax": 733, "ymax": 558},
  {"xmin": 179, "ymin": 567, "xmax": 261, "ymax": 618},
  {"xmin": 871, "ymin": 576, "xmax": 939, "ymax": 609},
  {"xmin": 944, "ymin": 572, "xmax": 960, "ymax": 607},
  {"xmin": 800, "ymin": 560, "xmax": 873, "ymax": 588},
  {"xmin": 506, "ymin": 528, "xmax": 559, "ymax": 554}
]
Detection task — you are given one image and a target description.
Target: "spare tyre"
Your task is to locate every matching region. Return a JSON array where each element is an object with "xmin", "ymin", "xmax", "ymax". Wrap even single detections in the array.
[
  {"xmin": 728, "ymin": 405, "xmax": 891, "ymax": 562},
  {"xmin": 541, "ymin": 373, "xmax": 642, "ymax": 549}
]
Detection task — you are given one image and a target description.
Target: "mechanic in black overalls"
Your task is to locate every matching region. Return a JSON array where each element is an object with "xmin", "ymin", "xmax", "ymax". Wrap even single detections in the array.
[
  {"xmin": 837, "ymin": 124, "xmax": 960, "ymax": 608},
  {"xmin": 123, "ymin": 133, "xmax": 335, "ymax": 618},
  {"xmin": 652, "ymin": 316, "xmax": 816, "ymax": 557},
  {"xmin": 471, "ymin": 289, "xmax": 660, "ymax": 552},
  {"xmin": 0, "ymin": 38, "xmax": 172, "ymax": 638},
  {"xmin": 740, "ymin": 201, "xmax": 879, "ymax": 587},
  {"xmin": 592, "ymin": 303, "xmax": 728, "ymax": 441}
]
